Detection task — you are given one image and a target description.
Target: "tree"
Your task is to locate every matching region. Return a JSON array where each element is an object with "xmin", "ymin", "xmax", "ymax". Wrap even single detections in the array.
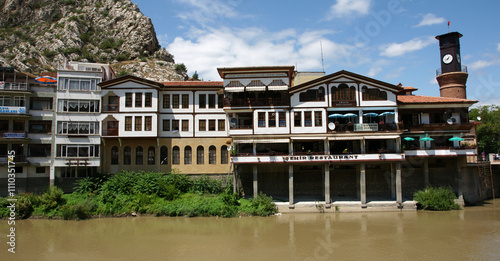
[
  {"xmin": 175, "ymin": 63, "xmax": 187, "ymax": 73},
  {"xmin": 192, "ymin": 71, "xmax": 199, "ymax": 80},
  {"xmin": 469, "ymin": 105, "xmax": 500, "ymax": 153}
]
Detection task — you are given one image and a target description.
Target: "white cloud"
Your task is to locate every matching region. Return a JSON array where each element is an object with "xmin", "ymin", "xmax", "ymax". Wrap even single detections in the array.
[
  {"xmin": 326, "ymin": 0, "xmax": 372, "ymax": 20},
  {"xmin": 469, "ymin": 60, "xmax": 498, "ymax": 71},
  {"xmin": 366, "ymin": 59, "xmax": 390, "ymax": 77},
  {"xmin": 379, "ymin": 36, "xmax": 434, "ymax": 57},
  {"xmin": 414, "ymin": 13, "xmax": 446, "ymax": 27},
  {"xmin": 497, "ymin": 43, "xmax": 500, "ymax": 52},
  {"xmin": 173, "ymin": 0, "xmax": 240, "ymax": 25},
  {"xmin": 167, "ymin": 27, "xmax": 359, "ymax": 80}
]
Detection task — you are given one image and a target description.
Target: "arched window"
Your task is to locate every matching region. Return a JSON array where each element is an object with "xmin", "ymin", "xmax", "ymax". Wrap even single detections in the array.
[
  {"xmin": 172, "ymin": 146, "xmax": 180, "ymax": 165},
  {"xmin": 160, "ymin": 146, "xmax": 168, "ymax": 165},
  {"xmin": 197, "ymin": 146, "xmax": 204, "ymax": 164},
  {"xmin": 124, "ymin": 146, "xmax": 131, "ymax": 165},
  {"xmin": 184, "ymin": 146, "xmax": 192, "ymax": 165},
  {"xmin": 362, "ymin": 86, "xmax": 387, "ymax": 101},
  {"xmin": 332, "ymin": 84, "xmax": 356, "ymax": 101},
  {"xmin": 221, "ymin": 145, "xmax": 228, "ymax": 164},
  {"xmin": 148, "ymin": 146, "xmax": 155, "ymax": 165},
  {"xmin": 111, "ymin": 146, "xmax": 119, "ymax": 165},
  {"xmin": 136, "ymin": 146, "xmax": 143, "ymax": 165},
  {"xmin": 209, "ymin": 146, "xmax": 216, "ymax": 164},
  {"xmin": 299, "ymin": 88, "xmax": 325, "ymax": 102}
]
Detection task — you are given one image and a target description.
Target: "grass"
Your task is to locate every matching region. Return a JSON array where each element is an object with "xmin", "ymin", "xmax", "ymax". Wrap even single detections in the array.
[
  {"xmin": 413, "ymin": 186, "xmax": 461, "ymax": 211},
  {"xmin": 1, "ymin": 171, "xmax": 277, "ymax": 220}
]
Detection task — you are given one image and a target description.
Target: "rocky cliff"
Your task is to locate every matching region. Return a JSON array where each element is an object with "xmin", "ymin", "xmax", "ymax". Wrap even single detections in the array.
[{"xmin": 0, "ymin": 0, "xmax": 187, "ymax": 81}]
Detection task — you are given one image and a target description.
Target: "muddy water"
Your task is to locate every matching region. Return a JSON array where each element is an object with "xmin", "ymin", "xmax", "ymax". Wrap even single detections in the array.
[{"xmin": 2, "ymin": 200, "xmax": 500, "ymax": 261}]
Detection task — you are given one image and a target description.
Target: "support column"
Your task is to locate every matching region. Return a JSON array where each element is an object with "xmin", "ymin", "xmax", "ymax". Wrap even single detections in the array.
[
  {"xmin": 253, "ymin": 143, "xmax": 257, "ymax": 155},
  {"xmin": 457, "ymin": 157, "xmax": 463, "ymax": 198},
  {"xmin": 253, "ymin": 165, "xmax": 258, "ymax": 198},
  {"xmin": 233, "ymin": 164, "xmax": 238, "ymax": 194},
  {"xmin": 396, "ymin": 162, "xmax": 402, "ymax": 205},
  {"xmin": 324, "ymin": 163, "xmax": 331, "ymax": 205},
  {"xmin": 391, "ymin": 163, "xmax": 396, "ymax": 199},
  {"xmin": 289, "ymin": 165, "xmax": 294, "ymax": 208},
  {"xmin": 424, "ymin": 158, "xmax": 429, "ymax": 187},
  {"xmin": 360, "ymin": 163, "xmax": 366, "ymax": 207}
]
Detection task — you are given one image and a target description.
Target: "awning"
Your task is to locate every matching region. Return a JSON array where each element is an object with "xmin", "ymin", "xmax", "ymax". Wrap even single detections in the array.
[
  {"xmin": 364, "ymin": 135, "xmax": 400, "ymax": 140},
  {"xmin": 253, "ymin": 138, "xmax": 289, "ymax": 143},
  {"xmin": 225, "ymin": 87, "xmax": 245, "ymax": 92},
  {"xmin": 233, "ymin": 138, "xmax": 289, "ymax": 143},
  {"xmin": 290, "ymin": 137, "xmax": 326, "ymax": 140},
  {"xmin": 268, "ymin": 85, "xmax": 288, "ymax": 91},
  {"xmin": 245, "ymin": 86, "xmax": 266, "ymax": 92},
  {"xmin": 328, "ymin": 136, "xmax": 363, "ymax": 141}
]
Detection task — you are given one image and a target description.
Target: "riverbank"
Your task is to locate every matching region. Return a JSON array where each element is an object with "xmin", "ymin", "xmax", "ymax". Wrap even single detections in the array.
[{"xmin": 0, "ymin": 171, "xmax": 277, "ymax": 220}]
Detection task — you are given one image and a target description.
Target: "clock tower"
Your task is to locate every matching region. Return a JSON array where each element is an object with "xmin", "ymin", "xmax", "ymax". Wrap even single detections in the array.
[{"xmin": 435, "ymin": 32, "xmax": 468, "ymax": 99}]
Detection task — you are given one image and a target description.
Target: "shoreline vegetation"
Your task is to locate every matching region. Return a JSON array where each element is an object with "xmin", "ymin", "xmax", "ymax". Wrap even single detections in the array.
[{"xmin": 0, "ymin": 171, "xmax": 277, "ymax": 220}]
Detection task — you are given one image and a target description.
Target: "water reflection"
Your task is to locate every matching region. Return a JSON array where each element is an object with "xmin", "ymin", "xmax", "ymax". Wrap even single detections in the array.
[{"xmin": 2, "ymin": 200, "xmax": 499, "ymax": 260}]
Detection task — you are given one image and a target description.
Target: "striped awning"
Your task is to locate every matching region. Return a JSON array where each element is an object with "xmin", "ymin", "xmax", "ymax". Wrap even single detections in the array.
[
  {"xmin": 363, "ymin": 135, "xmax": 400, "ymax": 140},
  {"xmin": 233, "ymin": 138, "xmax": 289, "ymax": 143},
  {"xmin": 328, "ymin": 136, "xmax": 364, "ymax": 141},
  {"xmin": 268, "ymin": 85, "xmax": 288, "ymax": 91},
  {"xmin": 245, "ymin": 86, "xmax": 266, "ymax": 92},
  {"xmin": 225, "ymin": 87, "xmax": 245, "ymax": 92}
]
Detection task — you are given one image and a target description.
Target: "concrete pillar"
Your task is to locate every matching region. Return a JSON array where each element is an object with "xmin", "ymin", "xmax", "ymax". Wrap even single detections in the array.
[
  {"xmin": 289, "ymin": 141, "xmax": 293, "ymax": 155},
  {"xmin": 253, "ymin": 143, "xmax": 257, "ymax": 155},
  {"xmin": 360, "ymin": 163, "xmax": 366, "ymax": 206},
  {"xmin": 325, "ymin": 140, "xmax": 330, "ymax": 154},
  {"xmin": 457, "ymin": 157, "xmax": 463, "ymax": 197},
  {"xmin": 233, "ymin": 165, "xmax": 238, "ymax": 194},
  {"xmin": 361, "ymin": 139, "xmax": 366, "ymax": 154},
  {"xmin": 289, "ymin": 165, "xmax": 294, "ymax": 207},
  {"xmin": 391, "ymin": 163, "xmax": 395, "ymax": 199},
  {"xmin": 424, "ymin": 158, "xmax": 429, "ymax": 187},
  {"xmin": 49, "ymin": 165, "xmax": 55, "ymax": 187},
  {"xmin": 396, "ymin": 162, "xmax": 402, "ymax": 205},
  {"xmin": 253, "ymin": 165, "xmax": 258, "ymax": 198},
  {"xmin": 324, "ymin": 163, "xmax": 331, "ymax": 204}
]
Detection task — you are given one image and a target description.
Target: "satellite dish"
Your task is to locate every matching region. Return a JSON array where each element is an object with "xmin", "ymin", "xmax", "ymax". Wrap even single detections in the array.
[
  {"xmin": 230, "ymin": 117, "xmax": 237, "ymax": 126},
  {"xmin": 227, "ymin": 146, "xmax": 232, "ymax": 151},
  {"xmin": 477, "ymin": 116, "xmax": 482, "ymax": 121},
  {"xmin": 328, "ymin": 122, "xmax": 336, "ymax": 130},
  {"xmin": 447, "ymin": 118, "xmax": 453, "ymax": 125}
]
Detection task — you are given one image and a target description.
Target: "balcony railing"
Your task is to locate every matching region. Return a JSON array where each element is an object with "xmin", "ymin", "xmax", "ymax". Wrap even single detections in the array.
[
  {"xmin": 0, "ymin": 155, "xmax": 27, "ymax": 164},
  {"xmin": 436, "ymin": 65, "xmax": 468, "ymax": 76},
  {"xmin": 329, "ymin": 123, "xmax": 402, "ymax": 133},
  {"xmin": 102, "ymin": 104, "xmax": 119, "ymax": 112},
  {"xmin": 0, "ymin": 82, "xmax": 30, "ymax": 91},
  {"xmin": 404, "ymin": 122, "xmax": 474, "ymax": 131},
  {"xmin": 224, "ymin": 98, "xmax": 289, "ymax": 107}
]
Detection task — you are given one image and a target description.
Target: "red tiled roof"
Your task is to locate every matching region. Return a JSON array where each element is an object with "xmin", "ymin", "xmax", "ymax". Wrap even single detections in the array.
[
  {"xmin": 397, "ymin": 95, "xmax": 477, "ymax": 104},
  {"xmin": 161, "ymin": 81, "xmax": 223, "ymax": 86}
]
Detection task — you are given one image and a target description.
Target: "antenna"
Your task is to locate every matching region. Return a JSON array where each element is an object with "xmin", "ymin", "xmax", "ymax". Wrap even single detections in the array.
[{"xmin": 320, "ymin": 41, "xmax": 325, "ymax": 72}]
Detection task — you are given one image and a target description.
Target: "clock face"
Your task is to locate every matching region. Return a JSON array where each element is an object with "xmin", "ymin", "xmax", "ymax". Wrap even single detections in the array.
[{"xmin": 443, "ymin": 54, "xmax": 453, "ymax": 64}]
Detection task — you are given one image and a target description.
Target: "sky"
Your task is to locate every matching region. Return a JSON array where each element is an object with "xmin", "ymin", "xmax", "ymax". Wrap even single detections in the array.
[{"xmin": 131, "ymin": 0, "xmax": 500, "ymax": 106}]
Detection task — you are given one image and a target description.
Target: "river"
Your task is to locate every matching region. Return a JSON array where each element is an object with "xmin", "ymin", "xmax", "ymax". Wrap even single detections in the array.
[{"xmin": 2, "ymin": 199, "xmax": 499, "ymax": 260}]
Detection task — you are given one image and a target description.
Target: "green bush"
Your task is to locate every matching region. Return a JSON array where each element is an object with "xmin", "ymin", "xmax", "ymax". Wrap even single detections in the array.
[
  {"xmin": 413, "ymin": 186, "xmax": 461, "ymax": 211},
  {"xmin": 240, "ymin": 193, "xmax": 277, "ymax": 216},
  {"xmin": 192, "ymin": 175, "xmax": 224, "ymax": 194},
  {"xmin": 40, "ymin": 186, "xmax": 65, "ymax": 212}
]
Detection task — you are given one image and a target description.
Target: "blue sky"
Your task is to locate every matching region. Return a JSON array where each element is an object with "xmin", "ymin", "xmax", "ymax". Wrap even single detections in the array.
[{"xmin": 131, "ymin": 0, "xmax": 500, "ymax": 106}]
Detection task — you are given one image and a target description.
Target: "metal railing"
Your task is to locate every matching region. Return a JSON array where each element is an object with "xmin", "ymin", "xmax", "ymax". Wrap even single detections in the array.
[
  {"xmin": 436, "ymin": 65, "xmax": 468, "ymax": 76},
  {"xmin": 0, "ymin": 82, "xmax": 30, "ymax": 91}
]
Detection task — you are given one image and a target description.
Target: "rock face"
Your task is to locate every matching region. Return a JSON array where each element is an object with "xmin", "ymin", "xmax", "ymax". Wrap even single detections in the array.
[{"xmin": 0, "ymin": 0, "xmax": 186, "ymax": 81}]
